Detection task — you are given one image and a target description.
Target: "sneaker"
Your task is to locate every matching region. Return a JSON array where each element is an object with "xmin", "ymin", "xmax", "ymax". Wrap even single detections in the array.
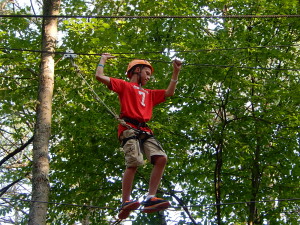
[
  {"xmin": 118, "ymin": 200, "xmax": 140, "ymax": 219},
  {"xmin": 141, "ymin": 197, "xmax": 170, "ymax": 213}
]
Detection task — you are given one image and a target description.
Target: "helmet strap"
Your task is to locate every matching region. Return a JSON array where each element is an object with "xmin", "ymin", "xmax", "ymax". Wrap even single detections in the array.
[
  {"xmin": 133, "ymin": 72, "xmax": 141, "ymax": 87},
  {"xmin": 132, "ymin": 66, "xmax": 143, "ymax": 86},
  {"xmin": 138, "ymin": 73, "xmax": 142, "ymax": 87}
]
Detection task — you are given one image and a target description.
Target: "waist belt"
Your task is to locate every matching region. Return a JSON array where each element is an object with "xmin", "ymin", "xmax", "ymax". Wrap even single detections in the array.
[
  {"xmin": 122, "ymin": 117, "xmax": 148, "ymax": 128},
  {"xmin": 121, "ymin": 117, "xmax": 152, "ymax": 147},
  {"xmin": 121, "ymin": 132, "xmax": 154, "ymax": 147}
]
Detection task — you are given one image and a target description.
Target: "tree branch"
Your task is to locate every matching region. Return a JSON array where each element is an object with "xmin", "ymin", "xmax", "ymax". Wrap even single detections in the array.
[
  {"xmin": 0, "ymin": 172, "xmax": 29, "ymax": 197},
  {"xmin": 170, "ymin": 192, "xmax": 198, "ymax": 225},
  {"xmin": 0, "ymin": 136, "xmax": 34, "ymax": 167}
]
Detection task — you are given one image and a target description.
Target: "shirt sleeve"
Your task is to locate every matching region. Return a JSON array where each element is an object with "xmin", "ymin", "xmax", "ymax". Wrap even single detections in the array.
[
  {"xmin": 109, "ymin": 78, "xmax": 126, "ymax": 93},
  {"xmin": 151, "ymin": 89, "xmax": 166, "ymax": 106}
]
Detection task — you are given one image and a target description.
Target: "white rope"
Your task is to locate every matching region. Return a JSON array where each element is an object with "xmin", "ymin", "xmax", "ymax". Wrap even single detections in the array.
[{"xmin": 64, "ymin": 52, "xmax": 137, "ymax": 131}]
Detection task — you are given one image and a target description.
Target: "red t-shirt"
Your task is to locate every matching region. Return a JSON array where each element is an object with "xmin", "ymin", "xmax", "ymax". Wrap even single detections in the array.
[{"xmin": 109, "ymin": 78, "xmax": 166, "ymax": 136}]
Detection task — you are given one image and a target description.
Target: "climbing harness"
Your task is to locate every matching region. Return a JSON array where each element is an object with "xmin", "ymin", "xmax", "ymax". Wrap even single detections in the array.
[
  {"xmin": 120, "ymin": 124, "xmax": 153, "ymax": 156},
  {"xmin": 122, "ymin": 117, "xmax": 149, "ymax": 128},
  {"xmin": 121, "ymin": 116, "xmax": 151, "ymax": 146},
  {"xmin": 120, "ymin": 117, "xmax": 164, "ymax": 151}
]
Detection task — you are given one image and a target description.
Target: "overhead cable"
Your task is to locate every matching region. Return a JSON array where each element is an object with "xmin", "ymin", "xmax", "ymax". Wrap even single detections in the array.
[
  {"xmin": 0, "ymin": 14, "xmax": 300, "ymax": 19},
  {"xmin": 184, "ymin": 63, "xmax": 300, "ymax": 71},
  {"xmin": 1, "ymin": 197, "xmax": 300, "ymax": 210},
  {"xmin": 1, "ymin": 44, "xmax": 299, "ymax": 55},
  {"xmin": 1, "ymin": 46, "xmax": 299, "ymax": 71}
]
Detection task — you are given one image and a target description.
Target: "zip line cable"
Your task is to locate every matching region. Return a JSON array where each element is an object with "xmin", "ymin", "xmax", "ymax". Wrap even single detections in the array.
[
  {"xmin": 2, "ymin": 197, "xmax": 299, "ymax": 224},
  {"xmin": 65, "ymin": 49, "xmax": 298, "ymax": 129},
  {"xmin": 1, "ymin": 46, "xmax": 300, "ymax": 71},
  {"xmin": 1, "ymin": 197, "xmax": 300, "ymax": 210},
  {"xmin": 1, "ymin": 14, "xmax": 300, "ymax": 19},
  {"xmin": 1, "ymin": 44, "xmax": 299, "ymax": 55},
  {"xmin": 184, "ymin": 63, "xmax": 300, "ymax": 71}
]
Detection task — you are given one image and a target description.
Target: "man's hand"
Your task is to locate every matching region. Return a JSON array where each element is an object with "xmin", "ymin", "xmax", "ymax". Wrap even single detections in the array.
[
  {"xmin": 165, "ymin": 59, "xmax": 182, "ymax": 97},
  {"xmin": 100, "ymin": 53, "xmax": 116, "ymax": 63},
  {"xmin": 96, "ymin": 53, "xmax": 115, "ymax": 87},
  {"xmin": 173, "ymin": 59, "xmax": 182, "ymax": 72}
]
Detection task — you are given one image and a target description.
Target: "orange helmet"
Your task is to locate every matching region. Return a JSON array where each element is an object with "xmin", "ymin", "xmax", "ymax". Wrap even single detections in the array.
[{"xmin": 126, "ymin": 59, "xmax": 154, "ymax": 78}]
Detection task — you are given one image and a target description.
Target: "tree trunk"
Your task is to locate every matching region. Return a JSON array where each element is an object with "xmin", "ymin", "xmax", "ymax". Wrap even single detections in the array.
[
  {"xmin": 158, "ymin": 210, "xmax": 167, "ymax": 225},
  {"xmin": 214, "ymin": 139, "xmax": 223, "ymax": 225},
  {"xmin": 248, "ymin": 76, "xmax": 262, "ymax": 225},
  {"xmin": 28, "ymin": 0, "xmax": 60, "ymax": 224},
  {"xmin": 214, "ymin": 104, "xmax": 227, "ymax": 225},
  {"xmin": 248, "ymin": 142, "xmax": 262, "ymax": 225}
]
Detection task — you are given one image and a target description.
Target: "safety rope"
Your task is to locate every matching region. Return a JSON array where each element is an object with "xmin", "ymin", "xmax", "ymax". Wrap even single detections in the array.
[
  {"xmin": 70, "ymin": 58, "xmax": 118, "ymax": 119},
  {"xmin": 68, "ymin": 57, "xmax": 145, "ymax": 133}
]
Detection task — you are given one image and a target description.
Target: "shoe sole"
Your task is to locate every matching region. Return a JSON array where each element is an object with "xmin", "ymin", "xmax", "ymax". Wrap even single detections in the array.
[
  {"xmin": 143, "ymin": 201, "xmax": 170, "ymax": 213},
  {"xmin": 118, "ymin": 202, "xmax": 140, "ymax": 219}
]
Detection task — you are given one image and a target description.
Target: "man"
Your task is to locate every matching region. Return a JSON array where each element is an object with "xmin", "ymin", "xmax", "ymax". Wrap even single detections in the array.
[{"xmin": 95, "ymin": 53, "xmax": 182, "ymax": 219}]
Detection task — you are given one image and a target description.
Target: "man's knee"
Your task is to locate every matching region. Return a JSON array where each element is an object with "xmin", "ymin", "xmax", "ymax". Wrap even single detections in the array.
[{"xmin": 151, "ymin": 155, "xmax": 167, "ymax": 165}]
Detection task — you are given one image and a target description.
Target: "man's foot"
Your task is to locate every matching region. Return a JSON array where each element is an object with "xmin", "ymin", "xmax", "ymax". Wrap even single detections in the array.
[
  {"xmin": 118, "ymin": 200, "xmax": 140, "ymax": 219},
  {"xmin": 141, "ymin": 197, "xmax": 170, "ymax": 213}
]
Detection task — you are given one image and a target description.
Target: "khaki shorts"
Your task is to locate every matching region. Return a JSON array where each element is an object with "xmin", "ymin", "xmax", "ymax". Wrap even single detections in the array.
[{"xmin": 120, "ymin": 129, "xmax": 167, "ymax": 168}]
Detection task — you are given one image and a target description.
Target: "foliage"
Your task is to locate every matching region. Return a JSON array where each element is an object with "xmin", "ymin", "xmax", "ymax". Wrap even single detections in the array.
[{"xmin": 0, "ymin": 0, "xmax": 299, "ymax": 224}]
